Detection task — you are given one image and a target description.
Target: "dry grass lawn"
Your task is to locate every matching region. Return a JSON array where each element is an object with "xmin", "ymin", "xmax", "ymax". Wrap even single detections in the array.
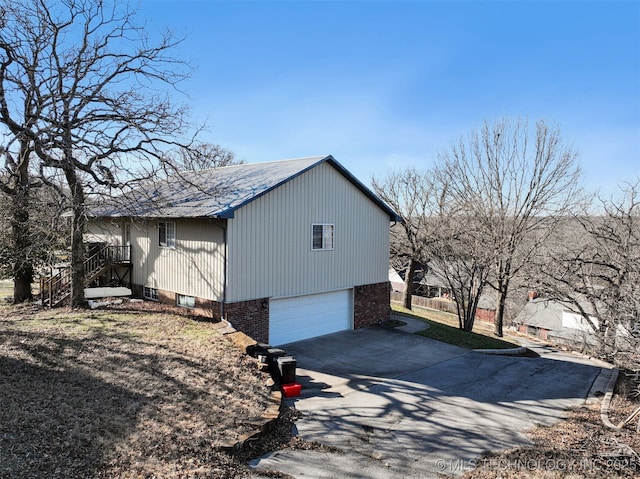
[
  {"xmin": 0, "ymin": 302, "xmax": 273, "ymax": 479},
  {"xmin": 0, "ymin": 279, "xmax": 13, "ymax": 298}
]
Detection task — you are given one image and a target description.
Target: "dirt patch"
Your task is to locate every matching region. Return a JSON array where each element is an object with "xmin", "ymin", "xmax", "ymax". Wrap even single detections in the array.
[
  {"xmin": 234, "ymin": 406, "xmax": 341, "ymax": 460},
  {"xmin": 463, "ymin": 374, "xmax": 640, "ymax": 479},
  {"xmin": 0, "ymin": 302, "xmax": 273, "ymax": 478}
]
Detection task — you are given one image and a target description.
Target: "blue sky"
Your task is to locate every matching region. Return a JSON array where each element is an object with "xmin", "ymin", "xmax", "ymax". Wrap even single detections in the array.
[{"xmin": 139, "ymin": 0, "xmax": 640, "ymax": 195}]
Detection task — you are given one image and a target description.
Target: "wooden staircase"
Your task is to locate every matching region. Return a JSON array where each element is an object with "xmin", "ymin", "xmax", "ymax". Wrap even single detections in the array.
[{"xmin": 40, "ymin": 244, "xmax": 131, "ymax": 307}]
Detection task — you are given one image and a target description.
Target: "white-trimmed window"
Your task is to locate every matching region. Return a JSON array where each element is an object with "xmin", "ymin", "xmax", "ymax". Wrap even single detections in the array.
[
  {"xmin": 311, "ymin": 224, "xmax": 334, "ymax": 251},
  {"xmin": 144, "ymin": 286, "xmax": 159, "ymax": 301},
  {"xmin": 158, "ymin": 221, "xmax": 176, "ymax": 248},
  {"xmin": 177, "ymin": 294, "xmax": 195, "ymax": 309}
]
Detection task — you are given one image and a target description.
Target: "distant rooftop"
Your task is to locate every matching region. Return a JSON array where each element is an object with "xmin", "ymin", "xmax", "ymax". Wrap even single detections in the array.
[{"xmin": 91, "ymin": 155, "xmax": 400, "ymax": 221}]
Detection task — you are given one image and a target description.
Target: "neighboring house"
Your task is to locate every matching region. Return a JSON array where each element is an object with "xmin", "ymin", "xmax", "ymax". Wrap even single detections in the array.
[
  {"xmin": 388, "ymin": 265, "xmax": 496, "ymax": 322},
  {"xmin": 389, "ymin": 267, "xmax": 405, "ymax": 293},
  {"xmin": 512, "ymin": 295, "xmax": 630, "ymax": 349},
  {"xmin": 389, "ymin": 264, "xmax": 450, "ymax": 297},
  {"xmin": 86, "ymin": 155, "xmax": 400, "ymax": 345}
]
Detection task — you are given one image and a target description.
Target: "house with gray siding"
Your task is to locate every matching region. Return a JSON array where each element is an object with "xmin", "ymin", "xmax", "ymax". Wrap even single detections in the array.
[
  {"xmin": 513, "ymin": 294, "xmax": 634, "ymax": 351},
  {"xmin": 87, "ymin": 155, "xmax": 400, "ymax": 345}
]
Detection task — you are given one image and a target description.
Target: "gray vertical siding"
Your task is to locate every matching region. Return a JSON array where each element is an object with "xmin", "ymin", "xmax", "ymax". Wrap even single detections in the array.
[
  {"xmin": 137, "ymin": 218, "xmax": 225, "ymax": 301},
  {"xmin": 85, "ymin": 219, "xmax": 123, "ymax": 245},
  {"xmin": 226, "ymin": 161, "xmax": 390, "ymax": 302},
  {"xmin": 87, "ymin": 217, "xmax": 226, "ymax": 302}
]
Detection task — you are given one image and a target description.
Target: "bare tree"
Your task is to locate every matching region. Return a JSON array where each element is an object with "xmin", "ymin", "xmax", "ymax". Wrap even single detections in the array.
[
  {"xmin": 438, "ymin": 119, "xmax": 584, "ymax": 336},
  {"xmin": 373, "ymin": 168, "xmax": 432, "ymax": 309},
  {"xmin": 426, "ymin": 212, "xmax": 492, "ymax": 332},
  {"xmin": 0, "ymin": 171, "xmax": 70, "ymax": 279},
  {"xmin": 374, "ymin": 166, "xmax": 493, "ymax": 330},
  {"xmin": 0, "ymin": 0, "xmax": 193, "ymax": 307},
  {"xmin": 172, "ymin": 142, "xmax": 242, "ymax": 171},
  {"xmin": 533, "ymin": 180, "xmax": 640, "ymax": 361},
  {"xmin": 0, "ymin": 0, "xmax": 46, "ymax": 301},
  {"xmin": 0, "ymin": 140, "xmax": 36, "ymax": 301}
]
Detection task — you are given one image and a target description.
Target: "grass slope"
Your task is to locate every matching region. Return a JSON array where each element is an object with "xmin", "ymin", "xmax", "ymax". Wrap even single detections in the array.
[
  {"xmin": 0, "ymin": 303, "xmax": 271, "ymax": 479},
  {"xmin": 392, "ymin": 304, "xmax": 520, "ymax": 349}
]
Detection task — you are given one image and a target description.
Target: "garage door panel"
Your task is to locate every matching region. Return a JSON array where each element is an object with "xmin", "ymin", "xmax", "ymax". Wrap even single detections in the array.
[
  {"xmin": 270, "ymin": 303, "xmax": 349, "ymax": 322},
  {"xmin": 270, "ymin": 290, "xmax": 352, "ymax": 345},
  {"xmin": 271, "ymin": 291, "xmax": 345, "ymax": 311},
  {"xmin": 280, "ymin": 310, "xmax": 348, "ymax": 330}
]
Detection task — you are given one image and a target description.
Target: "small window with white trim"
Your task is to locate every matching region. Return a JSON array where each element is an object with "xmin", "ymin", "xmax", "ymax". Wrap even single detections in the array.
[
  {"xmin": 311, "ymin": 224, "xmax": 334, "ymax": 251},
  {"xmin": 144, "ymin": 286, "xmax": 158, "ymax": 301},
  {"xmin": 158, "ymin": 221, "xmax": 176, "ymax": 248},
  {"xmin": 177, "ymin": 294, "xmax": 195, "ymax": 309}
]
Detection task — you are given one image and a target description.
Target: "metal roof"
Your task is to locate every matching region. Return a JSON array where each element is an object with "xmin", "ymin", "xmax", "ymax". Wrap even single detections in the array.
[{"xmin": 92, "ymin": 155, "xmax": 401, "ymax": 221}]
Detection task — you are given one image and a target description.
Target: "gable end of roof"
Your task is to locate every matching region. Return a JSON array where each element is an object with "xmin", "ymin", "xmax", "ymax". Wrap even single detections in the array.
[
  {"xmin": 216, "ymin": 156, "xmax": 328, "ymax": 219},
  {"xmin": 216, "ymin": 155, "xmax": 400, "ymax": 221},
  {"xmin": 88, "ymin": 155, "xmax": 401, "ymax": 221}
]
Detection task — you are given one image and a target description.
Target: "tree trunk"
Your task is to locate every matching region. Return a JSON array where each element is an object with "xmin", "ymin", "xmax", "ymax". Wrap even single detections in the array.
[
  {"xmin": 599, "ymin": 323, "xmax": 615, "ymax": 360},
  {"xmin": 494, "ymin": 287, "xmax": 507, "ymax": 337},
  {"xmin": 464, "ymin": 305, "xmax": 476, "ymax": 332},
  {"xmin": 13, "ymin": 265, "xmax": 33, "ymax": 303},
  {"xmin": 65, "ymin": 166, "xmax": 87, "ymax": 308},
  {"xmin": 11, "ymin": 141, "xmax": 34, "ymax": 303},
  {"xmin": 12, "ymin": 254, "xmax": 33, "ymax": 303},
  {"xmin": 403, "ymin": 259, "xmax": 416, "ymax": 310},
  {"xmin": 11, "ymin": 194, "xmax": 34, "ymax": 302}
]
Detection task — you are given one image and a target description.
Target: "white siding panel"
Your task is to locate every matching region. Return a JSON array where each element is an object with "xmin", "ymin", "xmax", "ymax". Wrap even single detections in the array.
[{"xmin": 226, "ymin": 162, "xmax": 390, "ymax": 302}]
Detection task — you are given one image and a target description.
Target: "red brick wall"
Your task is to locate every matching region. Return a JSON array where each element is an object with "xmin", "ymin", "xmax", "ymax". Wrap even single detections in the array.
[
  {"xmin": 354, "ymin": 281, "xmax": 391, "ymax": 329},
  {"xmin": 475, "ymin": 308, "xmax": 496, "ymax": 323},
  {"xmin": 224, "ymin": 298, "xmax": 269, "ymax": 344},
  {"xmin": 157, "ymin": 288, "xmax": 174, "ymax": 306},
  {"xmin": 190, "ymin": 297, "xmax": 221, "ymax": 319}
]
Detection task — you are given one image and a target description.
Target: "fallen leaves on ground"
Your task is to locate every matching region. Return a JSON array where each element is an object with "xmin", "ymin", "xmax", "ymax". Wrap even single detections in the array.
[{"xmin": 0, "ymin": 302, "xmax": 272, "ymax": 478}]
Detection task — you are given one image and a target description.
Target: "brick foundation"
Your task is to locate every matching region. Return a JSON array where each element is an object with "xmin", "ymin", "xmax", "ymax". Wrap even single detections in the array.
[
  {"xmin": 157, "ymin": 288, "xmax": 175, "ymax": 306},
  {"xmin": 132, "ymin": 282, "xmax": 389, "ymax": 343},
  {"xmin": 132, "ymin": 284, "xmax": 222, "ymax": 319},
  {"xmin": 354, "ymin": 281, "xmax": 391, "ymax": 329},
  {"xmin": 224, "ymin": 298, "xmax": 269, "ymax": 344},
  {"xmin": 132, "ymin": 284, "xmax": 268, "ymax": 342},
  {"xmin": 190, "ymin": 296, "xmax": 222, "ymax": 319}
]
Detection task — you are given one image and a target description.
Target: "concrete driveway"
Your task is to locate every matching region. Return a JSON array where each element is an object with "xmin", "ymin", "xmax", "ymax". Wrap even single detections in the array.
[{"xmin": 250, "ymin": 326, "xmax": 609, "ymax": 478}]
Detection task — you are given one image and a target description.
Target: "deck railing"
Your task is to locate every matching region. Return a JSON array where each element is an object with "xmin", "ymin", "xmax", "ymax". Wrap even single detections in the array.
[{"xmin": 40, "ymin": 244, "xmax": 131, "ymax": 307}]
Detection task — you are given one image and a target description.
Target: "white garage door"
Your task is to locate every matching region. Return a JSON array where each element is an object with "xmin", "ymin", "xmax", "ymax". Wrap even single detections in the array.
[{"xmin": 269, "ymin": 289, "xmax": 352, "ymax": 345}]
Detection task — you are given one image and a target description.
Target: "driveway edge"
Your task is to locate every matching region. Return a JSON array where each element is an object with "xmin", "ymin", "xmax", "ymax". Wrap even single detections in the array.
[{"xmin": 472, "ymin": 346, "xmax": 529, "ymax": 356}]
